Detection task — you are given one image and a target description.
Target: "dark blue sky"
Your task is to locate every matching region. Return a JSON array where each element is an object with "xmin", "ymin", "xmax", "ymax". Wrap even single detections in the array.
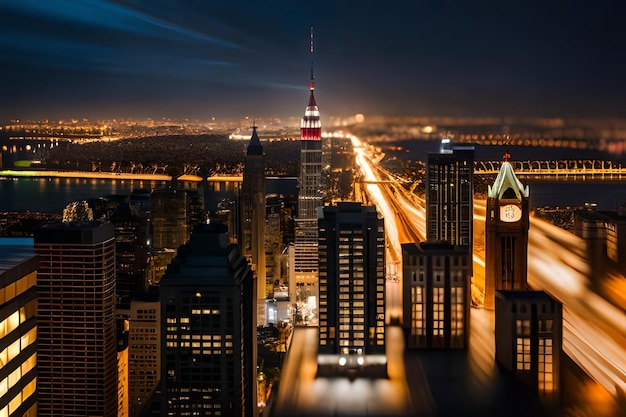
[{"xmin": 1, "ymin": 0, "xmax": 625, "ymax": 122}]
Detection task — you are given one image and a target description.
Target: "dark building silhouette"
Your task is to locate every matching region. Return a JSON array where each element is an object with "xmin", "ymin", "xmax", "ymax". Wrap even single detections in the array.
[
  {"xmin": 317, "ymin": 202, "xmax": 386, "ymax": 372},
  {"xmin": 160, "ymin": 223, "xmax": 256, "ymax": 417},
  {"xmin": 574, "ymin": 204, "xmax": 608, "ymax": 289},
  {"xmin": 495, "ymin": 290, "xmax": 562, "ymax": 406},
  {"xmin": 150, "ymin": 188, "xmax": 204, "ymax": 285},
  {"xmin": 602, "ymin": 206, "xmax": 626, "ymax": 274},
  {"xmin": 485, "ymin": 155, "xmax": 530, "ymax": 309},
  {"xmin": 151, "ymin": 188, "xmax": 203, "ymax": 251},
  {"xmin": 241, "ymin": 126, "xmax": 267, "ymax": 325},
  {"xmin": 426, "ymin": 139, "xmax": 474, "ymax": 250},
  {"xmin": 265, "ymin": 194, "xmax": 284, "ymax": 292},
  {"xmin": 34, "ymin": 221, "xmax": 118, "ymax": 417},
  {"xmin": 85, "ymin": 196, "xmax": 151, "ymax": 295},
  {"xmin": 0, "ymin": 239, "xmax": 38, "ymax": 417},
  {"xmin": 402, "ymin": 241, "xmax": 471, "ymax": 348},
  {"xmin": 574, "ymin": 204, "xmax": 626, "ymax": 291},
  {"xmin": 129, "ymin": 188, "xmax": 152, "ymax": 217},
  {"xmin": 111, "ymin": 203, "xmax": 150, "ymax": 295}
]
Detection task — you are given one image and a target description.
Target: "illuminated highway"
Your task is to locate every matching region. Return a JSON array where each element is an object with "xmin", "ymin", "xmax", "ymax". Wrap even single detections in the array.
[{"xmin": 350, "ymin": 133, "xmax": 626, "ymax": 400}]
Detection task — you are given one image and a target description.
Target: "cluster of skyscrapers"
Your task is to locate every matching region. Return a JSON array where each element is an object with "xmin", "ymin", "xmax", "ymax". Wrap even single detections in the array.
[
  {"xmin": 0, "ymin": 36, "xmax": 330, "ymax": 416},
  {"xmin": 0, "ymin": 34, "xmax": 585, "ymax": 417}
]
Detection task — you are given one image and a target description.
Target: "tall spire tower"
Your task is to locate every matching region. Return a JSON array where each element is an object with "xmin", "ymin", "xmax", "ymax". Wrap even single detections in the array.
[
  {"xmin": 299, "ymin": 27, "xmax": 322, "ymax": 209},
  {"xmin": 290, "ymin": 27, "xmax": 323, "ymax": 320},
  {"xmin": 241, "ymin": 124, "xmax": 267, "ymax": 326}
]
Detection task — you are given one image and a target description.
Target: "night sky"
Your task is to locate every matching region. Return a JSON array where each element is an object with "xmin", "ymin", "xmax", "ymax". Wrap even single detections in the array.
[{"xmin": 1, "ymin": 0, "xmax": 625, "ymax": 122}]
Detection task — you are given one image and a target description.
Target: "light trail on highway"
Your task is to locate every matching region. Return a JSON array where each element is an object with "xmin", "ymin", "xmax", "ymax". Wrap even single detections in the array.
[
  {"xmin": 350, "ymin": 132, "xmax": 626, "ymax": 399},
  {"xmin": 528, "ymin": 218, "xmax": 626, "ymax": 396}
]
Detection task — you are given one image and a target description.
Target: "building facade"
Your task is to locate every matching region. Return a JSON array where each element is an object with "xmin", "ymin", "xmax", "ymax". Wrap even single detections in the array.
[
  {"xmin": 495, "ymin": 290, "xmax": 562, "ymax": 405},
  {"xmin": 402, "ymin": 241, "xmax": 471, "ymax": 349},
  {"xmin": 34, "ymin": 221, "xmax": 118, "ymax": 417},
  {"xmin": 160, "ymin": 223, "xmax": 256, "ymax": 417},
  {"xmin": 317, "ymin": 203, "xmax": 385, "ymax": 370},
  {"xmin": 265, "ymin": 194, "xmax": 283, "ymax": 293},
  {"xmin": 485, "ymin": 156, "xmax": 530, "ymax": 309},
  {"xmin": 123, "ymin": 291, "xmax": 161, "ymax": 417},
  {"xmin": 426, "ymin": 139, "xmax": 474, "ymax": 249},
  {"xmin": 117, "ymin": 319, "xmax": 130, "ymax": 417},
  {"xmin": 241, "ymin": 126, "xmax": 267, "ymax": 325},
  {"xmin": 0, "ymin": 239, "xmax": 38, "ymax": 417}
]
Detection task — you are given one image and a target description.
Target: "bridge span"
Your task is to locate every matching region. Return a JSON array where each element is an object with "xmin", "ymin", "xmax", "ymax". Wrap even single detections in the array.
[{"xmin": 475, "ymin": 159, "xmax": 626, "ymax": 179}]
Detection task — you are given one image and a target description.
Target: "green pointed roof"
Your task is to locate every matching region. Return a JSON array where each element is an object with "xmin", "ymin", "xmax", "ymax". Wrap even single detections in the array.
[{"xmin": 488, "ymin": 161, "xmax": 529, "ymax": 200}]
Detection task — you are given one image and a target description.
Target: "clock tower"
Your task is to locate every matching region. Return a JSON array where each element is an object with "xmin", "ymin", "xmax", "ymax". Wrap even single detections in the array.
[{"xmin": 484, "ymin": 154, "xmax": 530, "ymax": 309}]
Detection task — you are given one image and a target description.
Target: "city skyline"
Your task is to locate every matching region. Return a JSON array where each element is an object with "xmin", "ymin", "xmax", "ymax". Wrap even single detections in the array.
[{"xmin": 2, "ymin": 1, "xmax": 626, "ymax": 122}]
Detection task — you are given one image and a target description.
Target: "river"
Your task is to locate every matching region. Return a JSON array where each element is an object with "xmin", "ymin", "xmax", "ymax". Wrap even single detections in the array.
[{"xmin": 0, "ymin": 176, "xmax": 299, "ymax": 213}]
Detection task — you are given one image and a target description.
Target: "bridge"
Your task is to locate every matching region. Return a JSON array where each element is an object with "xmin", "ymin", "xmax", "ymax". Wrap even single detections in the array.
[{"xmin": 475, "ymin": 159, "xmax": 626, "ymax": 179}]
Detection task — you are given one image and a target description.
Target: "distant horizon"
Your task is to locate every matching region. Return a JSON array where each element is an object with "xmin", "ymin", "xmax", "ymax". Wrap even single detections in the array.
[{"xmin": 3, "ymin": 113, "xmax": 626, "ymax": 128}]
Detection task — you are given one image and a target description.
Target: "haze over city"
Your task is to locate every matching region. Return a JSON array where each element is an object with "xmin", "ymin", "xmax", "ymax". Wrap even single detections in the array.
[
  {"xmin": 2, "ymin": 0, "xmax": 626, "ymax": 122},
  {"xmin": 1, "ymin": 2, "xmax": 626, "ymax": 417}
]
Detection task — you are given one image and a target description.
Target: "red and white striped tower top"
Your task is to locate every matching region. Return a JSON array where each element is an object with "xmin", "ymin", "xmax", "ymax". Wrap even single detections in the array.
[{"xmin": 300, "ymin": 28, "xmax": 321, "ymax": 141}]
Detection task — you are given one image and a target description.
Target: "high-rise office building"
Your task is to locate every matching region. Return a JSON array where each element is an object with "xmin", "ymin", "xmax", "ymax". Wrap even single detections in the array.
[
  {"xmin": 426, "ymin": 139, "xmax": 474, "ymax": 249},
  {"xmin": 111, "ymin": 203, "xmax": 150, "ymax": 295},
  {"xmin": 34, "ymin": 221, "xmax": 118, "ymax": 417},
  {"xmin": 484, "ymin": 155, "xmax": 530, "ymax": 309},
  {"xmin": 241, "ymin": 126, "xmax": 267, "ymax": 325},
  {"xmin": 160, "ymin": 223, "xmax": 256, "ymax": 417},
  {"xmin": 117, "ymin": 290, "xmax": 161, "ymax": 417},
  {"xmin": 0, "ymin": 239, "xmax": 38, "ymax": 417},
  {"xmin": 291, "ymin": 45, "xmax": 323, "ymax": 312},
  {"xmin": 495, "ymin": 290, "xmax": 562, "ymax": 405},
  {"xmin": 317, "ymin": 203, "xmax": 386, "ymax": 372},
  {"xmin": 401, "ymin": 241, "xmax": 471, "ymax": 348},
  {"xmin": 151, "ymin": 188, "xmax": 189, "ymax": 250}
]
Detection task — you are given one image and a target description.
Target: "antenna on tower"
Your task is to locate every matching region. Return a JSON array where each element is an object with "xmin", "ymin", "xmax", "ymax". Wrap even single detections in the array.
[{"xmin": 309, "ymin": 27, "xmax": 315, "ymax": 90}]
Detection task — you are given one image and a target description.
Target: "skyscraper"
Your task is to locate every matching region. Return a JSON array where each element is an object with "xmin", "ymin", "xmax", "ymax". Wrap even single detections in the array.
[
  {"xmin": 160, "ymin": 223, "xmax": 256, "ymax": 417},
  {"xmin": 34, "ymin": 221, "xmax": 118, "ymax": 417},
  {"xmin": 484, "ymin": 154, "xmax": 530, "ymax": 309},
  {"xmin": 118, "ymin": 289, "xmax": 161, "ymax": 417},
  {"xmin": 317, "ymin": 202, "xmax": 386, "ymax": 372},
  {"xmin": 0, "ymin": 238, "xmax": 38, "ymax": 417},
  {"xmin": 241, "ymin": 125, "xmax": 267, "ymax": 325},
  {"xmin": 291, "ymin": 35, "xmax": 323, "ymax": 312},
  {"xmin": 426, "ymin": 139, "xmax": 474, "ymax": 248}
]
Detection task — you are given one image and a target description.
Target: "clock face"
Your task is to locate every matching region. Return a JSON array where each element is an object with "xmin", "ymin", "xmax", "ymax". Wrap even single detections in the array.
[{"xmin": 500, "ymin": 204, "xmax": 522, "ymax": 222}]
